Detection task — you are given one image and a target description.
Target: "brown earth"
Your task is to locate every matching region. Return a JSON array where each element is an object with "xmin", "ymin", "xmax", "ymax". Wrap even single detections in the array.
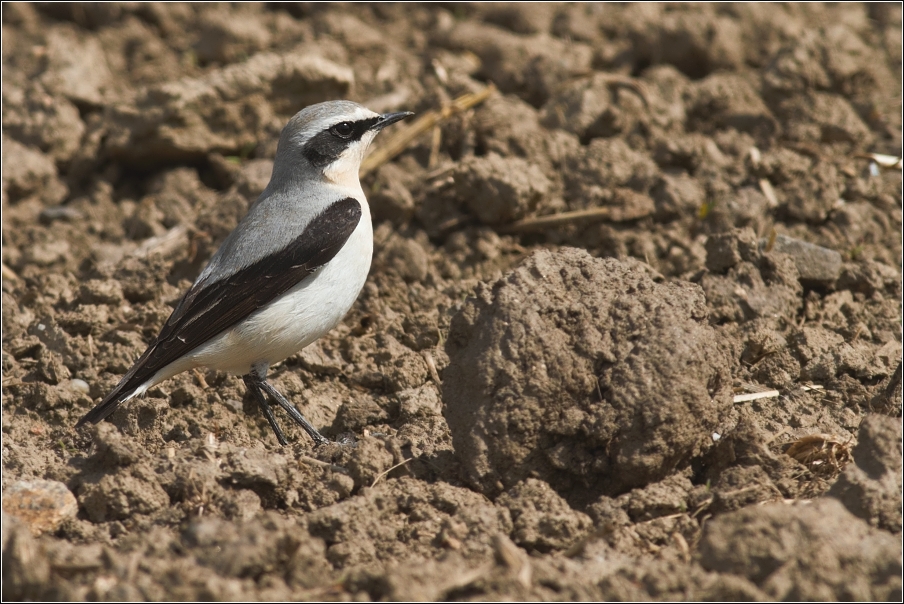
[{"xmin": 2, "ymin": 3, "xmax": 902, "ymax": 601}]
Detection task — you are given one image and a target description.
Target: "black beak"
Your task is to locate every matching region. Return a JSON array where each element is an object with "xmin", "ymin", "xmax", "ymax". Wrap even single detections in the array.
[{"xmin": 372, "ymin": 111, "xmax": 414, "ymax": 131}]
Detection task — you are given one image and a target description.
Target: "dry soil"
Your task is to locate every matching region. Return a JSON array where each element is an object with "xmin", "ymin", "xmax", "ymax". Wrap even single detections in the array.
[{"xmin": 2, "ymin": 3, "xmax": 902, "ymax": 601}]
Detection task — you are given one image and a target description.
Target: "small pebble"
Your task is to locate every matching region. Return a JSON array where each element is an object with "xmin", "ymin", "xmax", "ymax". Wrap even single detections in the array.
[
  {"xmin": 223, "ymin": 399, "xmax": 243, "ymax": 413},
  {"xmin": 67, "ymin": 379, "xmax": 91, "ymax": 394},
  {"xmin": 39, "ymin": 206, "xmax": 83, "ymax": 224},
  {"xmin": 1, "ymin": 479, "xmax": 78, "ymax": 535},
  {"xmin": 765, "ymin": 234, "xmax": 842, "ymax": 284}
]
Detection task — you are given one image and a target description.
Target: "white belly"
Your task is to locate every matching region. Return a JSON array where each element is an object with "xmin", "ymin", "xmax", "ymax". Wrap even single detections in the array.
[
  {"xmin": 192, "ymin": 216, "xmax": 373, "ymax": 373},
  {"xmin": 139, "ymin": 208, "xmax": 373, "ymax": 388}
]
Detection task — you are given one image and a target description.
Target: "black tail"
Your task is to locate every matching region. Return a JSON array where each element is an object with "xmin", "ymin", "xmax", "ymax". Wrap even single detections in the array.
[
  {"xmin": 75, "ymin": 318, "xmax": 175, "ymax": 428},
  {"xmin": 75, "ymin": 377, "xmax": 142, "ymax": 427},
  {"xmin": 75, "ymin": 354, "xmax": 156, "ymax": 427}
]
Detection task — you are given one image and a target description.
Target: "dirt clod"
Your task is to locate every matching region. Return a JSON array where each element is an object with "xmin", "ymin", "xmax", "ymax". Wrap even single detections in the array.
[
  {"xmin": 828, "ymin": 414, "xmax": 903, "ymax": 532},
  {"xmin": 453, "ymin": 153, "xmax": 551, "ymax": 225},
  {"xmin": 443, "ymin": 248, "xmax": 733, "ymax": 499},
  {"xmin": 698, "ymin": 499, "xmax": 902, "ymax": 600},
  {"xmin": 497, "ymin": 478, "xmax": 592, "ymax": 553}
]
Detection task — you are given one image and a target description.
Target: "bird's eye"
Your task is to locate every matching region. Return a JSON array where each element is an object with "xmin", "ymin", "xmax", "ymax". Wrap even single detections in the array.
[{"xmin": 330, "ymin": 122, "xmax": 354, "ymax": 138}]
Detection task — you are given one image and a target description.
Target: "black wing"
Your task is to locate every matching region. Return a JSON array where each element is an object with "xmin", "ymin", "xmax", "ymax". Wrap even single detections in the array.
[{"xmin": 77, "ymin": 197, "xmax": 362, "ymax": 426}]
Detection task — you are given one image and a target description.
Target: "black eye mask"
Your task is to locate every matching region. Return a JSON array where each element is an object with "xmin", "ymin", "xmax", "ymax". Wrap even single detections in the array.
[{"xmin": 303, "ymin": 117, "xmax": 381, "ymax": 167}]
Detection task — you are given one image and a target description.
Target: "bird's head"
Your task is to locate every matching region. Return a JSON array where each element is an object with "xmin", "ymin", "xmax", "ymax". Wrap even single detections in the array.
[{"xmin": 274, "ymin": 100, "xmax": 412, "ymax": 188}]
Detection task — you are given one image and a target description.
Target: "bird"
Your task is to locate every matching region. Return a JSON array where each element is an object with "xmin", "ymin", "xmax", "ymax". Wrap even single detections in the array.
[{"xmin": 76, "ymin": 100, "xmax": 413, "ymax": 446}]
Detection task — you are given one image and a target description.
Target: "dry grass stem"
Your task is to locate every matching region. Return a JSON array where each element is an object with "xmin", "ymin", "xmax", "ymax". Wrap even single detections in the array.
[
  {"xmin": 733, "ymin": 390, "xmax": 780, "ymax": 403},
  {"xmin": 192, "ymin": 369, "xmax": 209, "ymax": 389},
  {"xmin": 360, "ymin": 84, "xmax": 496, "ymax": 176},
  {"xmin": 422, "ymin": 350, "xmax": 442, "ymax": 394},
  {"xmin": 131, "ymin": 225, "xmax": 189, "ymax": 258},
  {"xmin": 759, "ymin": 178, "xmax": 779, "ymax": 208},
  {"xmin": 765, "ymin": 227, "xmax": 778, "ymax": 252},
  {"xmin": 2, "ymin": 263, "xmax": 20, "ymax": 282},
  {"xmin": 785, "ymin": 434, "xmax": 853, "ymax": 477},
  {"xmin": 371, "ymin": 457, "xmax": 414, "ymax": 487},
  {"xmin": 854, "ymin": 152, "xmax": 902, "ymax": 169},
  {"xmin": 503, "ymin": 207, "xmax": 622, "ymax": 233}
]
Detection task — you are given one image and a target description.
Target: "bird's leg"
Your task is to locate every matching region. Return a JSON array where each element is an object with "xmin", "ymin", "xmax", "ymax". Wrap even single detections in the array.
[
  {"xmin": 258, "ymin": 379, "xmax": 331, "ymax": 446},
  {"xmin": 242, "ymin": 374, "xmax": 289, "ymax": 446}
]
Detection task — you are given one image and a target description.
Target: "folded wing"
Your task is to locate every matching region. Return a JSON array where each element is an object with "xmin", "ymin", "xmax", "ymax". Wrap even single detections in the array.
[{"xmin": 77, "ymin": 197, "xmax": 362, "ymax": 426}]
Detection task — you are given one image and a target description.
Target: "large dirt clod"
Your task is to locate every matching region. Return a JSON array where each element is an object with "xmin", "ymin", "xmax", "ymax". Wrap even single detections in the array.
[
  {"xmin": 828, "ymin": 413, "xmax": 903, "ymax": 533},
  {"xmin": 443, "ymin": 248, "xmax": 734, "ymax": 499},
  {"xmin": 698, "ymin": 499, "xmax": 902, "ymax": 600}
]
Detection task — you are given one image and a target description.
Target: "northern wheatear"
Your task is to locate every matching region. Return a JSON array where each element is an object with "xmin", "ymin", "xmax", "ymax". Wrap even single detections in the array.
[{"xmin": 77, "ymin": 101, "xmax": 412, "ymax": 445}]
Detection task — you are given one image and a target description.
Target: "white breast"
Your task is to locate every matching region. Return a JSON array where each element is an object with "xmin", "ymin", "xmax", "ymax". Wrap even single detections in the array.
[
  {"xmin": 137, "ymin": 199, "xmax": 373, "ymax": 389},
  {"xmin": 192, "ymin": 200, "xmax": 373, "ymax": 374}
]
